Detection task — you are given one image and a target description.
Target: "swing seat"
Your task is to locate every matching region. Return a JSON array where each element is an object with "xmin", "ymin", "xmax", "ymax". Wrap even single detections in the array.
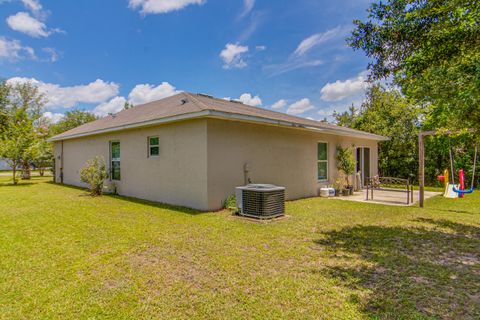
[{"xmin": 453, "ymin": 187, "xmax": 474, "ymax": 194}]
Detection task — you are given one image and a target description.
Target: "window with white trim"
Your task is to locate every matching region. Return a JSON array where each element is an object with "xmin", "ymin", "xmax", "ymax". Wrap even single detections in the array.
[
  {"xmin": 148, "ymin": 136, "xmax": 159, "ymax": 157},
  {"xmin": 110, "ymin": 141, "xmax": 121, "ymax": 181},
  {"xmin": 317, "ymin": 142, "xmax": 328, "ymax": 181}
]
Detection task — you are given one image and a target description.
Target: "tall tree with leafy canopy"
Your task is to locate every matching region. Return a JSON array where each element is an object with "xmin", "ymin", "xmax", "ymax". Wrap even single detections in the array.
[
  {"xmin": 333, "ymin": 104, "xmax": 358, "ymax": 128},
  {"xmin": 9, "ymin": 82, "xmax": 46, "ymax": 121},
  {"xmin": 0, "ymin": 109, "xmax": 36, "ymax": 184},
  {"xmin": 0, "ymin": 81, "xmax": 10, "ymax": 134},
  {"xmin": 7, "ymin": 82, "xmax": 46, "ymax": 179},
  {"xmin": 349, "ymin": 0, "xmax": 480, "ymax": 130},
  {"xmin": 334, "ymin": 85, "xmax": 422, "ymax": 180},
  {"xmin": 50, "ymin": 110, "xmax": 97, "ymax": 135},
  {"xmin": 33, "ymin": 123, "xmax": 53, "ymax": 177}
]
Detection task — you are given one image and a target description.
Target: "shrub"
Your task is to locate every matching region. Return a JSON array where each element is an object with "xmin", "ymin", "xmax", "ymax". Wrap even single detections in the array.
[
  {"xmin": 223, "ymin": 194, "xmax": 236, "ymax": 210},
  {"xmin": 336, "ymin": 145, "xmax": 356, "ymax": 187},
  {"xmin": 80, "ymin": 156, "xmax": 108, "ymax": 196}
]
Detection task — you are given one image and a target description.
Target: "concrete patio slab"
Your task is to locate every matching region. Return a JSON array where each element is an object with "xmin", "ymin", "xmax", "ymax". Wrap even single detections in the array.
[{"xmin": 332, "ymin": 189, "xmax": 442, "ymax": 206}]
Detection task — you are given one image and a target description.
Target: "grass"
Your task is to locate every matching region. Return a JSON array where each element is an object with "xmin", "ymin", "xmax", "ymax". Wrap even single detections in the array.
[{"xmin": 0, "ymin": 177, "xmax": 479, "ymax": 319}]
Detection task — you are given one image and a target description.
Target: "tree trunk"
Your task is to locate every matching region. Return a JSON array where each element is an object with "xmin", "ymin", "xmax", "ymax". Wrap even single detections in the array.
[
  {"xmin": 12, "ymin": 161, "xmax": 17, "ymax": 185},
  {"xmin": 21, "ymin": 160, "xmax": 31, "ymax": 180},
  {"xmin": 39, "ymin": 168, "xmax": 45, "ymax": 176}
]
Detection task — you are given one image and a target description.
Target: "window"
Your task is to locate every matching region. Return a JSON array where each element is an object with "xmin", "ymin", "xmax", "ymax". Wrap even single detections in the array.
[
  {"xmin": 317, "ymin": 142, "xmax": 328, "ymax": 181},
  {"xmin": 148, "ymin": 136, "xmax": 159, "ymax": 157},
  {"xmin": 110, "ymin": 141, "xmax": 121, "ymax": 181}
]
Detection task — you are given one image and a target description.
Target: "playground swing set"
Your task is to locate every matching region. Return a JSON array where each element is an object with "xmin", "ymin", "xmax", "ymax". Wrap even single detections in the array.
[
  {"xmin": 418, "ymin": 129, "xmax": 477, "ymax": 208},
  {"xmin": 437, "ymin": 142, "xmax": 478, "ymax": 198}
]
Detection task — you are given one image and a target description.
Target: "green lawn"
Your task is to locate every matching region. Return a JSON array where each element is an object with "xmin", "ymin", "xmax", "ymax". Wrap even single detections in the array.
[{"xmin": 0, "ymin": 177, "xmax": 479, "ymax": 319}]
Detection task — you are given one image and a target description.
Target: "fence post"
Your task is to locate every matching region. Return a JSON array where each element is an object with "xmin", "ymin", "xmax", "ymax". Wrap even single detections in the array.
[
  {"xmin": 407, "ymin": 180, "xmax": 410, "ymax": 205},
  {"xmin": 411, "ymin": 184, "xmax": 414, "ymax": 203},
  {"xmin": 419, "ymin": 133, "xmax": 425, "ymax": 208}
]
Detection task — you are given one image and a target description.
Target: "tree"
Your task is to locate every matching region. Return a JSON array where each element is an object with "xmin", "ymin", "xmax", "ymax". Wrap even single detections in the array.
[
  {"xmin": 7, "ymin": 82, "xmax": 46, "ymax": 179},
  {"xmin": 349, "ymin": 0, "xmax": 480, "ymax": 130},
  {"xmin": 123, "ymin": 101, "xmax": 134, "ymax": 110},
  {"xmin": 344, "ymin": 85, "xmax": 422, "ymax": 180},
  {"xmin": 333, "ymin": 104, "xmax": 358, "ymax": 128},
  {"xmin": 0, "ymin": 81, "xmax": 10, "ymax": 134},
  {"xmin": 80, "ymin": 156, "xmax": 108, "ymax": 196},
  {"xmin": 335, "ymin": 145, "xmax": 356, "ymax": 187},
  {"xmin": 9, "ymin": 82, "xmax": 46, "ymax": 121},
  {"xmin": 50, "ymin": 110, "xmax": 97, "ymax": 135},
  {"xmin": 33, "ymin": 131, "xmax": 53, "ymax": 177},
  {"xmin": 0, "ymin": 109, "xmax": 36, "ymax": 184}
]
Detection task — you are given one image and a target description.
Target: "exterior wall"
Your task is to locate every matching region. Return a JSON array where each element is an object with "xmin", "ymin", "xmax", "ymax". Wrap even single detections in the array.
[
  {"xmin": 54, "ymin": 119, "xmax": 209, "ymax": 210},
  {"xmin": 0, "ymin": 159, "xmax": 12, "ymax": 170},
  {"xmin": 54, "ymin": 117, "xmax": 379, "ymax": 212},
  {"xmin": 206, "ymin": 119, "xmax": 378, "ymax": 210}
]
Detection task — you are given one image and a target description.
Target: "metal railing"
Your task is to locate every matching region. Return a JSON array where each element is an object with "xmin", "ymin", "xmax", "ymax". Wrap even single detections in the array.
[{"xmin": 366, "ymin": 176, "xmax": 414, "ymax": 205}]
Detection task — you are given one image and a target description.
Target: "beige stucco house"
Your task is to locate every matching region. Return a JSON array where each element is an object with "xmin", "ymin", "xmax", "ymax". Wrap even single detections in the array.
[{"xmin": 49, "ymin": 92, "xmax": 388, "ymax": 211}]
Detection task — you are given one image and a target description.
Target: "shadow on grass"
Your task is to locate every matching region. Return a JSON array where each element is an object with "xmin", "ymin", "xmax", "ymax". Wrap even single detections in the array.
[
  {"xmin": 0, "ymin": 175, "xmax": 51, "ymax": 184},
  {"xmin": 428, "ymin": 208, "xmax": 480, "ymax": 215},
  {"xmin": 107, "ymin": 194, "xmax": 203, "ymax": 215},
  {"xmin": 0, "ymin": 181, "xmax": 38, "ymax": 187},
  {"xmin": 315, "ymin": 219, "xmax": 480, "ymax": 319},
  {"xmin": 46, "ymin": 181, "xmax": 203, "ymax": 215}
]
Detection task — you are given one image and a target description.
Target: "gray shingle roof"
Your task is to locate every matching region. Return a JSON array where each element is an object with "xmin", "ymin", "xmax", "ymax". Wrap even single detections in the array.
[{"xmin": 49, "ymin": 92, "xmax": 388, "ymax": 141}]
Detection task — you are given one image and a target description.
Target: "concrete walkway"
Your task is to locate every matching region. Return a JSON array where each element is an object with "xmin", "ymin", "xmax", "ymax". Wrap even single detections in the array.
[{"xmin": 333, "ymin": 189, "xmax": 442, "ymax": 206}]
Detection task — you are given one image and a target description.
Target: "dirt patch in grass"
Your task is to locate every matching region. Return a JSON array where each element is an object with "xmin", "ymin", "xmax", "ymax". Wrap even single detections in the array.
[{"xmin": 127, "ymin": 244, "xmax": 231, "ymax": 294}]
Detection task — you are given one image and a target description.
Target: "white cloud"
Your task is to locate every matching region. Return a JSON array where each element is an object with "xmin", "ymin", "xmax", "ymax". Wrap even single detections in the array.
[
  {"xmin": 294, "ymin": 26, "xmax": 349, "ymax": 57},
  {"xmin": 220, "ymin": 43, "xmax": 249, "ymax": 69},
  {"xmin": 238, "ymin": 93, "xmax": 262, "ymax": 106},
  {"xmin": 91, "ymin": 81, "xmax": 180, "ymax": 116},
  {"xmin": 6, "ymin": 11, "xmax": 62, "ymax": 38},
  {"xmin": 93, "ymin": 96, "xmax": 127, "ymax": 117},
  {"xmin": 286, "ymin": 98, "xmax": 314, "ymax": 115},
  {"xmin": 21, "ymin": 0, "xmax": 42, "ymax": 12},
  {"xmin": 237, "ymin": 10, "xmax": 264, "ymax": 42},
  {"xmin": 128, "ymin": 82, "xmax": 180, "ymax": 105},
  {"xmin": 320, "ymin": 72, "xmax": 368, "ymax": 102},
  {"xmin": 128, "ymin": 0, "xmax": 205, "ymax": 14},
  {"xmin": 41, "ymin": 111, "xmax": 64, "ymax": 124},
  {"xmin": 317, "ymin": 108, "xmax": 335, "ymax": 117},
  {"xmin": 239, "ymin": 0, "xmax": 255, "ymax": 18},
  {"xmin": 0, "ymin": 37, "xmax": 35, "ymax": 61},
  {"xmin": 264, "ymin": 26, "xmax": 349, "ymax": 77},
  {"xmin": 42, "ymin": 47, "xmax": 59, "ymax": 62},
  {"xmin": 271, "ymin": 99, "xmax": 287, "ymax": 109},
  {"xmin": 255, "ymin": 45, "xmax": 266, "ymax": 51},
  {"xmin": 264, "ymin": 59, "xmax": 323, "ymax": 77},
  {"xmin": 7, "ymin": 77, "xmax": 119, "ymax": 108}
]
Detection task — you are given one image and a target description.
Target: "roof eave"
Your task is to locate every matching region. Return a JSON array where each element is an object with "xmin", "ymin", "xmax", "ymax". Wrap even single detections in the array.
[
  {"xmin": 47, "ymin": 110, "xmax": 211, "ymax": 142},
  {"xmin": 48, "ymin": 110, "xmax": 389, "ymax": 142}
]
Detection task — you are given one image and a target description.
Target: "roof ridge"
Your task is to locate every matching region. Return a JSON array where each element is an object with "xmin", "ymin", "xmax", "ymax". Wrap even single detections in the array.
[{"xmin": 183, "ymin": 92, "xmax": 210, "ymax": 111}]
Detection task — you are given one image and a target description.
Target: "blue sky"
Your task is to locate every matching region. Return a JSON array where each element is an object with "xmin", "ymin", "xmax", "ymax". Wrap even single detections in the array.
[{"xmin": 0, "ymin": 0, "xmax": 372, "ymax": 122}]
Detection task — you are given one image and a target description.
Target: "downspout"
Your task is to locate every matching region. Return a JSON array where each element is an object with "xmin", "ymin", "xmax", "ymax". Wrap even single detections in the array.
[
  {"xmin": 244, "ymin": 163, "xmax": 251, "ymax": 185},
  {"xmin": 60, "ymin": 140, "xmax": 64, "ymax": 184}
]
